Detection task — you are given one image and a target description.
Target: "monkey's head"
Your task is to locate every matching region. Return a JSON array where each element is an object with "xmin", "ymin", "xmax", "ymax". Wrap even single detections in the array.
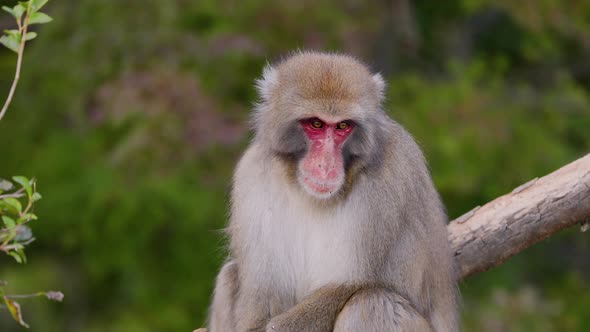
[{"xmin": 253, "ymin": 51, "xmax": 388, "ymax": 200}]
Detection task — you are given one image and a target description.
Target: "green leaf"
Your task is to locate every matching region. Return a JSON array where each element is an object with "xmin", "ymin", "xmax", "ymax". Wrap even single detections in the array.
[
  {"xmin": 16, "ymin": 248, "xmax": 26, "ymax": 263},
  {"xmin": 12, "ymin": 176, "xmax": 32, "ymax": 197},
  {"xmin": 24, "ymin": 31, "xmax": 36, "ymax": 41},
  {"xmin": 0, "ymin": 179, "xmax": 13, "ymax": 192},
  {"xmin": 30, "ymin": 0, "xmax": 49, "ymax": 12},
  {"xmin": 4, "ymin": 29, "xmax": 20, "ymax": 38},
  {"xmin": 28, "ymin": 11, "xmax": 52, "ymax": 25},
  {"xmin": 18, "ymin": 213, "xmax": 37, "ymax": 223},
  {"xmin": 32, "ymin": 192, "xmax": 42, "ymax": 202},
  {"xmin": 4, "ymin": 197, "xmax": 22, "ymax": 214},
  {"xmin": 13, "ymin": 3, "xmax": 26, "ymax": 19},
  {"xmin": 3, "ymin": 296, "xmax": 29, "ymax": 327},
  {"xmin": 9, "ymin": 251, "xmax": 23, "ymax": 264},
  {"xmin": 2, "ymin": 4, "xmax": 25, "ymax": 20},
  {"xmin": 2, "ymin": 216, "xmax": 16, "ymax": 228},
  {"xmin": 2, "ymin": 6, "xmax": 14, "ymax": 17},
  {"xmin": 0, "ymin": 33, "xmax": 19, "ymax": 53}
]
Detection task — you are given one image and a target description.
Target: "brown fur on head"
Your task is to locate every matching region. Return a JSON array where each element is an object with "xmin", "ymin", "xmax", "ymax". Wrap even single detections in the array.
[
  {"xmin": 261, "ymin": 52, "xmax": 384, "ymax": 105},
  {"xmin": 253, "ymin": 51, "xmax": 386, "ymax": 138}
]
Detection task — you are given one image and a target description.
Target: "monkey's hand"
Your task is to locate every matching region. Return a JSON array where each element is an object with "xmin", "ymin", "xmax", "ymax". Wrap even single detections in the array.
[
  {"xmin": 265, "ymin": 314, "xmax": 290, "ymax": 332},
  {"xmin": 266, "ymin": 311, "xmax": 323, "ymax": 332},
  {"xmin": 264, "ymin": 284, "xmax": 363, "ymax": 332}
]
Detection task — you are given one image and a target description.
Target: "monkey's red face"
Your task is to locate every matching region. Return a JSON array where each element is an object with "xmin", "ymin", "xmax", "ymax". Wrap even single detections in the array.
[{"xmin": 298, "ymin": 117, "xmax": 355, "ymax": 198}]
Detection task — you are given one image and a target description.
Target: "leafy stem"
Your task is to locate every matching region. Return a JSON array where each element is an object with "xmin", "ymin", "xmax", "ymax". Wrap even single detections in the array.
[
  {"xmin": 0, "ymin": 2, "xmax": 31, "ymax": 121},
  {"xmin": 0, "ymin": 0, "xmax": 52, "ymax": 121}
]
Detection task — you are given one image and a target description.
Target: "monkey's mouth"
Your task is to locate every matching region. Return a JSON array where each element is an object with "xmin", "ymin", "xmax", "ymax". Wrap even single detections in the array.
[{"xmin": 298, "ymin": 173, "xmax": 343, "ymax": 198}]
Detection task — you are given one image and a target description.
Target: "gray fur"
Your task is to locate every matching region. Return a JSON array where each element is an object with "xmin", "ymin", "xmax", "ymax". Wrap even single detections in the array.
[
  {"xmin": 274, "ymin": 121, "xmax": 307, "ymax": 160},
  {"xmin": 208, "ymin": 261, "xmax": 239, "ymax": 331},
  {"xmin": 207, "ymin": 51, "xmax": 459, "ymax": 332}
]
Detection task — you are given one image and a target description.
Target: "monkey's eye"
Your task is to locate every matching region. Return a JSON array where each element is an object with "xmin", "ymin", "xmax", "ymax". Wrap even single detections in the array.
[
  {"xmin": 336, "ymin": 121, "xmax": 350, "ymax": 130},
  {"xmin": 310, "ymin": 119, "xmax": 324, "ymax": 129}
]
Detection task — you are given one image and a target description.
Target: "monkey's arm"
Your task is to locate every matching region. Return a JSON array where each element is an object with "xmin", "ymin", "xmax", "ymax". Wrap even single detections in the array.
[
  {"xmin": 208, "ymin": 261, "xmax": 240, "ymax": 332},
  {"xmin": 266, "ymin": 284, "xmax": 433, "ymax": 332},
  {"xmin": 209, "ymin": 260, "xmax": 273, "ymax": 332},
  {"xmin": 266, "ymin": 284, "xmax": 362, "ymax": 332}
]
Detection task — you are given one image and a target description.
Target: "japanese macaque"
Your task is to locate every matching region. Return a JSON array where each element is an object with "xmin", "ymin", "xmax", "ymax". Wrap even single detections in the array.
[{"xmin": 207, "ymin": 51, "xmax": 459, "ymax": 332}]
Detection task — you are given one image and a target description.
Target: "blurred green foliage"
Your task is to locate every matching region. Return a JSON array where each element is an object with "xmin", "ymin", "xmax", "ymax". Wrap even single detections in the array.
[{"xmin": 0, "ymin": 0, "xmax": 588, "ymax": 331}]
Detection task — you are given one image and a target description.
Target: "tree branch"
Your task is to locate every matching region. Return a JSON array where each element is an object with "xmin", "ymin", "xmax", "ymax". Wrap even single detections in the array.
[{"xmin": 450, "ymin": 153, "xmax": 590, "ymax": 280}]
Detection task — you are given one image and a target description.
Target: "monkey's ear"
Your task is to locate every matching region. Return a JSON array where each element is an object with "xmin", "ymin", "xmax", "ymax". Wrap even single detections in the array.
[
  {"xmin": 255, "ymin": 64, "xmax": 279, "ymax": 102},
  {"xmin": 372, "ymin": 73, "xmax": 386, "ymax": 98}
]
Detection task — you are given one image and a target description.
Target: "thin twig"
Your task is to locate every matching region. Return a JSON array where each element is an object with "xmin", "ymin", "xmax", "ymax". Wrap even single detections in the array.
[
  {"xmin": 4, "ymin": 292, "xmax": 44, "ymax": 299},
  {"xmin": 0, "ymin": 2, "xmax": 32, "ymax": 121},
  {"xmin": 0, "ymin": 188, "xmax": 26, "ymax": 199},
  {"xmin": 19, "ymin": 187, "xmax": 33, "ymax": 219},
  {"xmin": 0, "ymin": 239, "xmax": 34, "ymax": 253}
]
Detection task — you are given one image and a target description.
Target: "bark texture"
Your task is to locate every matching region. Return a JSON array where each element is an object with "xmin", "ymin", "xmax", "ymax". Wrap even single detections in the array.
[{"xmin": 450, "ymin": 153, "xmax": 590, "ymax": 280}]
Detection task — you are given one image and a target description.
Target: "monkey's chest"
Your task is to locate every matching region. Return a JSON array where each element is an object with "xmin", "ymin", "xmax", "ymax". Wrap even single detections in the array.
[
  {"xmin": 239, "ymin": 171, "xmax": 365, "ymax": 300},
  {"xmin": 264, "ymin": 210, "xmax": 362, "ymax": 300}
]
